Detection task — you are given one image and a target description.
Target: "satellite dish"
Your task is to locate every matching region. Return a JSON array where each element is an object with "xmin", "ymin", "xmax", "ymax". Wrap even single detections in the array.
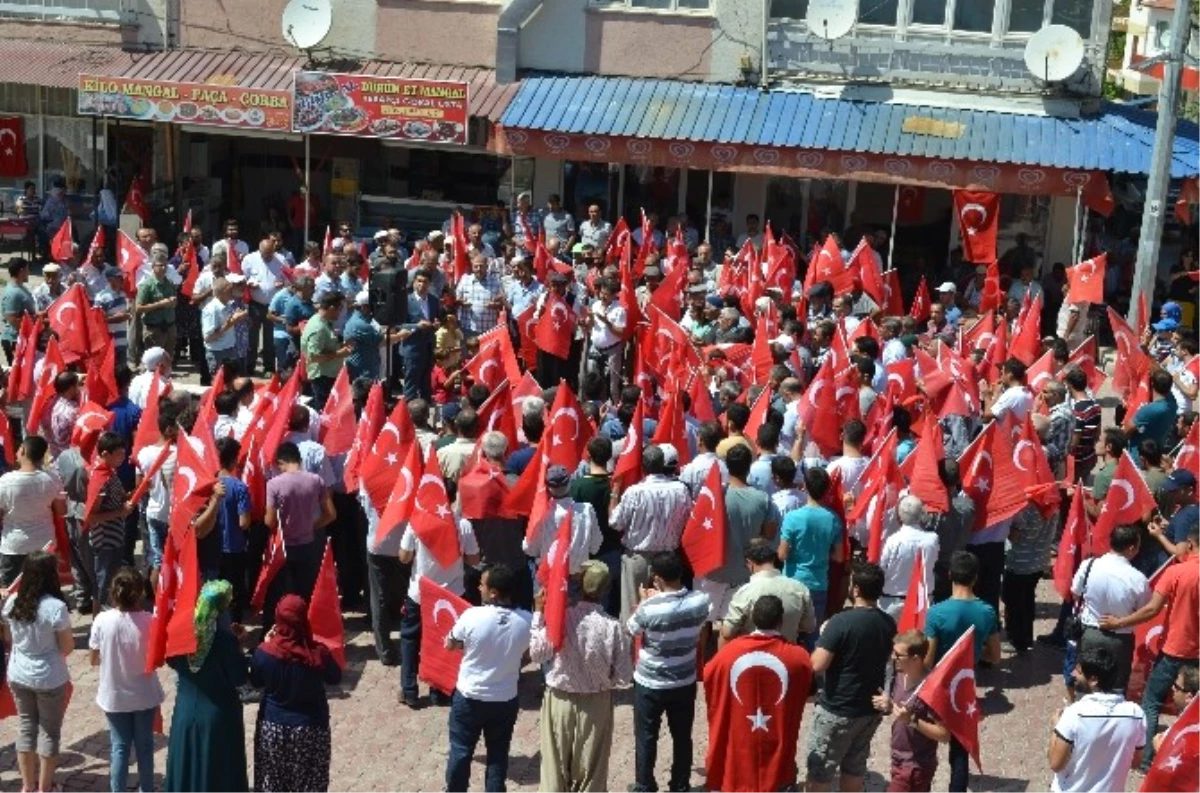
[
  {"xmin": 1023, "ymin": 24, "xmax": 1086, "ymax": 83},
  {"xmin": 282, "ymin": 0, "xmax": 332, "ymax": 50},
  {"xmin": 806, "ymin": 0, "xmax": 857, "ymax": 41}
]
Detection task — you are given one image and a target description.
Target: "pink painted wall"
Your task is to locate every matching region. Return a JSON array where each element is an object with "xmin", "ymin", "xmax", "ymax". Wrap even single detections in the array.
[
  {"xmin": 374, "ymin": 0, "xmax": 499, "ymax": 68},
  {"xmin": 181, "ymin": 0, "xmax": 292, "ymax": 49},
  {"xmin": 584, "ymin": 10, "xmax": 713, "ymax": 80}
]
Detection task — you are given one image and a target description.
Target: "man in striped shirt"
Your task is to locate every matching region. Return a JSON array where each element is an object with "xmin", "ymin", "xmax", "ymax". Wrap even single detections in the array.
[
  {"xmin": 1065, "ymin": 367, "xmax": 1101, "ymax": 482},
  {"xmin": 626, "ymin": 551, "xmax": 709, "ymax": 793}
]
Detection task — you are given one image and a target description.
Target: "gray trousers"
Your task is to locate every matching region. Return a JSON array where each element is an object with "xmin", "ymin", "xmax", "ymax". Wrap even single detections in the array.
[
  {"xmin": 1081, "ymin": 626, "xmax": 1136, "ymax": 692},
  {"xmin": 366, "ymin": 552, "xmax": 409, "ymax": 662},
  {"xmin": 67, "ymin": 515, "xmax": 94, "ymax": 606},
  {"xmin": 11, "ymin": 681, "xmax": 68, "ymax": 756},
  {"xmin": 620, "ymin": 552, "xmax": 652, "ymax": 624}
]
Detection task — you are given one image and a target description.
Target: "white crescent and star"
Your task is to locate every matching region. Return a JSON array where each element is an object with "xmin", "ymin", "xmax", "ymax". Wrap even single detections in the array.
[
  {"xmin": 178, "ymin": 466, "xmax": 198, "ymax": 501},
  {"xmin": 432, "ymin": 598, "xmax": 459, "ymax": 627},
  {"xmin": 551, "ymin": 407, "xmax": 581, "ymax": 442},
  {"xmin": 729, "ymin": 651, "xmax": 791, "ymax": 732},
  {"xmin": 948, "ymin": 668, "xmax": 976, "ymax": 714},
  {"xmin": 1013, "ymin": 439, "xmax": 1035, "ymax": 472},
  {"xmin": 960, "ymin": 202, "xmax": 988, "ymax": 233},
  {"xmin": 1111, "ymin": 478, "xmax": 1136, "ymax": 513}
]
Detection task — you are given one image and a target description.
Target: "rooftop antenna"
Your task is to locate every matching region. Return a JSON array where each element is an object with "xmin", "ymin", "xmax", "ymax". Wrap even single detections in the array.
[
  {"xmin": 282, "ymin": 0, "xmax": 332, "ymax": 52},
  {"xmin": 1023, "ymin": 24, "xmax": 1086, "ymax": 84},
  {"xmin": 806, "ymin": 0, "xmax": 857, "ymax": 46}
]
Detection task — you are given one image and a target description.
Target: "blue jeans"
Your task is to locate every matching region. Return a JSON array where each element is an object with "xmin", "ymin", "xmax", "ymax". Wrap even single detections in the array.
[
  {"xmin": 1142, "ymin": 654, "xmax": 1196, "ymax": 768},
  {"xmin": 106, "ymin": 707, "xmax": 155, "ymax": 792},
  {"xmin": 145, "ymin": 519, "xmax": 168, "ymax": 570},
  {"xmin": 804, "ymin": 589, "xmax": 829, "ymax": 652},
  {"xmin": 273, "ymin": 336, "xmax": 295, "ymax": 374},
  {"xmin": 445, "ymin": 691, "xmax": 520, "ymax": 792},
  {"xmin": 92, "ymin": 545, "xmax": 123, "ymax": 608}
]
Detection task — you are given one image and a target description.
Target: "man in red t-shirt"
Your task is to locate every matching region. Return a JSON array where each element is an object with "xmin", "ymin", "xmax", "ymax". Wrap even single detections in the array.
[{"xmin": 1100, "ymin": 521, "xmax": 1199, "ymax": 770}]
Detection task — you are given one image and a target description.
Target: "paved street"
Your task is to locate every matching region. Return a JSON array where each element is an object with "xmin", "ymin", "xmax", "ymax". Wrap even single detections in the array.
[{"xmin": 0, "ymin": 578, "xmax": 1151, "ymax": 792}]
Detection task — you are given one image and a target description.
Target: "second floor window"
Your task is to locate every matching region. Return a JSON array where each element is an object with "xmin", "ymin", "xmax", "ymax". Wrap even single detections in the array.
[{"xmin": 596, "ymin": 0, "xmax": 710, "ymax": 9}]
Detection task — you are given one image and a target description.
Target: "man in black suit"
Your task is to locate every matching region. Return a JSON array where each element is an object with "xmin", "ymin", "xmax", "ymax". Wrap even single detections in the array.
[{"xmin": 400, "ymin": 269, "xmax": 442, "ymax": 401}]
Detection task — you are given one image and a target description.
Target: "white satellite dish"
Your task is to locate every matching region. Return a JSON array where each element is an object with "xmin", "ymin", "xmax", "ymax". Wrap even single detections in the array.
[
  {"xmin": 1023, "ymin": 24, "xmax": 1086, "ymax": 83},
  {"xmin": 806, "ymin": 0, "xmax": 857, "ymax": 41},
  {"xmin": 282, "ymin": 0, "xmax": 332, "ymax": 50}
]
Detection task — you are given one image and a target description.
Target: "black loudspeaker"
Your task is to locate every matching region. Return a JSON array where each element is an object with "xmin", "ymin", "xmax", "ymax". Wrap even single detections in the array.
[{"xmin": 369, "ymin": 269, "xmax": 408, "ymax": 326}]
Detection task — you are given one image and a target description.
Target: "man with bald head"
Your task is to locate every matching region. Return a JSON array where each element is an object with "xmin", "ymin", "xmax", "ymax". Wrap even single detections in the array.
[{"xmin": 242, "ymin": 235, "xmax": 288, "ymax": 375}]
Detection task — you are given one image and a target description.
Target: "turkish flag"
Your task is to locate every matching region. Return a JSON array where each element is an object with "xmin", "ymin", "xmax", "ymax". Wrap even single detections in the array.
[
  {"xmin": 116, "ymin": 230, "xmax": 144, "ymax": 297},
  {"xmin": 1065, "ymin": 253, "xmax": 1106, "ymax": 304},
  {"xmin": 1108, "ymin": 307, "xmax": 1151, "ymax": 400},
  {"xmin": 879, "ymin": 268, "xmax": 904, "ymax": 317},
  {"xmin": 259, "ymin": 366, "xmax": 303, "ymax": 471},
  {"xmin": 251, "ymin": 527, "xmax": 286, "ymax": 612},
  {"xmin": 477, "ymin": 314, "xmax": 524, "ymax": 386},
  {"xmin": 720, "ymin": 241, "xmax": 753, "ymax": 297},
  {"xmin": 651, "ymin": 386, "xmax": 691, "ymax": 466},
  {"xmin": 534, "ymin": 292, "xmax": 575, "ymax": 361},
  {"xmin": 765, "ymin": 242, "xmax": 796, "ymax": 297},
  {"xmin": 450, "ymin": 212, "xmax": 470, "ymax": 283},
  {"xmin": 688, "ymin": 371, "xmax": 718, "ymax": 423},
  {"xmin": 343, "ymin": 382, "xmax": 385, "ymax": 493},
  {"xmin": 1139, "ymin": 675, "xmax": 1197, "ymax": 792},
  {"xmin": 475, "ymin": 380, "xmax": 520, "ymax": 454},
  {"xmin": 618, "ymin": 240, "xmax": 644, "ymax": 342},
  {"xmin": 540, "ymin": 508, "xmax": 573, "ymax": 651},
  {"xmin": 5, "ymin": 315, "xmax": 38, "ymax": 403},
  {"xmin": 1092, "ymin": 451, "xmax": 1157, "ymax": 555},
  {"xmin": 458, "ymin": 459, "xmax": 510, "ymax": 522},
  {"xmin": 145, "ymin": 525, "xmax": 199, "ymax": 671},
  {"xmin": 1053, "ymin": 485, "xmax": 1090, "ymax": 602},
  {"xmin": 178, "ymin": 237, "xmax": 200, "ymax": 299},
  {"xmin": 856, "ymin": 435, "xmax": 902, "ymax": 563},
  {"xmin": 681, "ymin": 462, "xmax": 726, "ymax": 579},
  {"xmin": 896, "ymin": 551, "xmax": 930, "ymax": 633},
  {"xmin": 26, "ymin": 337, "xmax": 65, "ymax": 435},
  {"xmin": 1065, "ymin": 337, "xmax": 1106, "ymax": 394},
  {"xmin": 749, "ymin": 314, "xmax": 774, "ymax": 385},
  {"xmin": 169, "ymin": 430, "xmax": 219, "ymax": 540},
  {"xmin": 1174, "ymin": 420, "xmax": 1199, "ymax": 480},
  {"xmin": 1017, "ymin": 412, "xmax": 1061, "ymax": 516},
  {"xmin": 318, "ymin": 366, "xmax": 356, "ymax": 456},
  {"xmin": 1007, "ymin": 293, "xmax": 1042, "ymax": 366},
  {"xmin": 377, "ymin": 436, "xmax": 422, "ymax": 547},
  {"xmin": 464, "ymin": 340, "xmax": 506, "ymax": 393},
  {"xmin": 410, "ymin": 444, "xmax": 460, "ymax": 568},
  {"xmin": 1025, "ymin": 350, "xmax": 1055, "ymax": 395},
  {"xmin": 71, "ymin": 401, "xmax": 114, "ymax": 463},
  {"xmin": 702, "ymin": 633, "xmax": 813, "ymax": 793},
  {"xmin": 960, "ymin": 312, "xmax": 996, "ymax": 357},
  {"xmin": 896, "ymin": 185, "xmax": 926, "ymax": 223},
  {"xmin": 515, "ymin": 303, "xmax": 540, "ymax": 371},
  {"xmin": 602, "ymin": 217, "xmax": 630, "ymax": 266},
  {"xmin": 132, "ymin": 375, "xmax": 170, "ymax": 465},
  {"xmin": 47, "ymin": 283, "xmax": 92, "ymax": 364},
  {"xmin": 797, "ymin": 357, "xmax": 841, "ymax": 458},
  {"xmin": 82, "ymin": 460, "xmax": 116, "ymax": 525},
  {"xmin": 954, "ymin": 191, "xmax": 1000, "ymax": 264},
  {"xmin": 906, "ymin": 427, "xmax": 949, "ymax": 513},
  {"xmin": 504, "ymin": 431, "xmax": 548, "ymax": 523},
  {"xmin": 418, "ymin": 577, "xmax": 471, "ymax": 695},
  {"xmin": 649, "ymin": 255, "xmax": 688, "ymax": 322},
  {"xmin": 1130, "ymin": 558, "xmax": 1179, "ymax": 705},
  {"xmin": 909, "ymin": 276, "xmax": 932, "ymax": 323},
  {"xmin": 546, "ymin": 381, "xmax": 589, "ymax": 470},
  {"xmin": 978, "ymin": 260, "xmax": 1003, "ymax": 315},
  {"xmin": 1084, "ymin": 173, "xmax": 1116, "ymax": 218},
  {"xmin": 0, "ymin": 116, "xmax": 28, "ymax": 178},
  {"xmin": 50, "ymin": 217, "xmax": 73, "ymax": 264},
  {"xmin": 85, "ymin": 341, "xmax": 119, "ymax": 411},
  {"xmin": 612, "ymin": 399, "xmax": 646, "ymax": 491},
  {"xmin": 359, "ymin": 398, "xmax": 416, "ymax": 514},
  {"xmin": 308, "ymin": 540, "xmax": 345, "ymax": 668},
  {"xmin": 959, "ymin": 420, "xmax": 1029, "ymax": 532},
  {"xmin": 917, "ymin": 627, "xmax": 982, "ymax": 770},
  {"xmin": 1175, "ymin": 177, "xmax": 1199, "ymax": 227},
  {"xmin": 849, "ymin": 317, "xmax": 881, "ymax": 347},
  {"xmin": 123, "ymin": 174, "xmax": 150, "ymax": 225}
]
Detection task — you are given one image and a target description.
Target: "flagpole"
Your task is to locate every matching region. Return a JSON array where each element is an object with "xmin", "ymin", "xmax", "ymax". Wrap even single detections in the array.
[
  {"xmin": 1071, "ymin": 185, "xmax": 1082, "ymax": 266},
  {"xmin": 303, "ymin": 133, "xmax": 311, "ymax": 246},
  {"xmin": 705, "ymin": 169, "xmax": 714, "ymax": 245},
  {"xmin": 887, "ymin": 183, "xmax": 899, "ymax": 270}
]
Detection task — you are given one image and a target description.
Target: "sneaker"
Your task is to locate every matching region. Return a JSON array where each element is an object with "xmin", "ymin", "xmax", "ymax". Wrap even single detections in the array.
[
  {"xmin": 379, "ymin": 654, "xmax": 399, "ymax": 667},
  {"xmin": 397, "ymin": 692, "xmax": 426, "ymax": 710}
]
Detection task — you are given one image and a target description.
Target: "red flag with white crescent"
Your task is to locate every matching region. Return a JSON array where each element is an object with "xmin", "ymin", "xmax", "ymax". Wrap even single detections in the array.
[
  {"xmin": 1065, "ymin": 253, "xmax": 1106, "ymax": 304},
  {"xmin": 47, "ymin": 283, "xmax": 92, "ymax": 365},
  {"xmin": 251, "ymin": 527, "xmax": 286, "ymax": 612},
  {"xmin": 308, "ymin": 540, "xmax": 346, "ymax": 669},
  {"xmin": 612, "ymin": 399, "xmax": 646, "ymax": 491},
  {"xmin": 418, "ymin": 577, "xmax": 470, "ymax": 695},
  {"xmin": 681, "ymin": 462, "xmax": 726, "ymax": 579},
  {"xmin": 1052, "ymin": 484, "xmax": 1090, "ymax": 602},
  {"xmin": 318, "ymin": 366, "xmax": 356, "ymax": 456},
  {"xmin": 50, "ymin": 217, "xmax": 73, "ymax": 264},
  {"xmin": 360, "ymin": 398, "xmax": 416, "ymax": 515},
  {"xmin": 954, "ymin": 190, "xmax": 1000, "ymax": 263},
  {"xmin": 377, "ymin": 436, "xmax": 422, "ymax": 548},
  {"xmin": 1139, "ymin": 675, "xmax": 1197, "ymax": 792},
  {"xmin": 409, "ymin": 444, "xmax": 460, "ymax": 568},
  {"xmin": 915, "ymin": 627, "xmax": 982, "ymax": 770},
  {"xmin": 896, "ymin": 551, "xmax": 929, "ymax": 633},
  {"xmin": 169, "ymin": 430, "xmax": 219, "ymax": 541},
  {"xmin": 1091, "ymin": 451, "xmax": 1157, "ymax": 555},
  {"xmin": 343, "ymin": 382, "xmax": 385, "ymax": 493},
  {"xmin": 541, "ymin": 508, "xmax": 572, "ymax": 651},
  {"xmin": 26, "ymin": 337, "xmax": 65, "ymax": 435},
  {"xmin": 145, "ymin": 525, "xmax": 199, "ymax": 671},
  {"xmin": 534, "ymin": 292, "xmax": 575, "ymax": 361}
]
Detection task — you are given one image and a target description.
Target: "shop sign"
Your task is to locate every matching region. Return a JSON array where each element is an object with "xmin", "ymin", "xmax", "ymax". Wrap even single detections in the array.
[
  {"xmin": 291, "ymin": 71, "xmax": 469, "ymax": 144},
  {"xmin": 77, "ymin": 74, "xmax": 292, "ymax": 130}
]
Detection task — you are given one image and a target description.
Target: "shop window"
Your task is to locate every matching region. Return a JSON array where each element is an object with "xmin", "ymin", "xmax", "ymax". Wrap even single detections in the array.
[
  {"xmin": 682, "ymin": 169, "xmax": 733, "ymax": 249},
  {"xmin": 859, "ymin": 0, "xmax": 899, "ymax": 26},
  {"xmin": 1050, "ymin": 0, "xmax": 1091, "ymax": 39},
  {"xmin": 911, "ymin": 0, "xmax": 946, "ymax": 26},
  {"xmin": 621, "ymin": 165, "xmax": 679, "ymax": 229},
  {"xmin": 563, "ymin": 162, "xmax": 618, "ymax": 220},
  {"xmin": 953, "ymin": 0, "xmax": 994, "ymax": 33},
  {"xmin": 1008, "ymin": 0, "xmax": 1045, "ymax": 33},
  {"xmin": 770, "ymin": 0, "xmax": 808, "ymax": 19},
  {"xmin": 995, "ymin": 194, "xmax": 1051, "ymax": 275},
  {"xmin": 763, "ymin": 176, "xmax": 849, "ymax": 251}
]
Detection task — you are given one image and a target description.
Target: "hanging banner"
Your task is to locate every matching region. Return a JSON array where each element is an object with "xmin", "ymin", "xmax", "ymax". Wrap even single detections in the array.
[
  {"xmin": 291, "ymin": 71, "xmax": 469, "ymax": 144},
  {"xmin": 77, "ymin": 74, "xmax": 292, "ymax": 130}
]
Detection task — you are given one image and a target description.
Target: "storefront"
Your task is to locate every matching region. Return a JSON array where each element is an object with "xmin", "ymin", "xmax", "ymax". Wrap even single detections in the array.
[{"xmin": 74, "ymin": 51, "xmax": 521, "ymax": 246}]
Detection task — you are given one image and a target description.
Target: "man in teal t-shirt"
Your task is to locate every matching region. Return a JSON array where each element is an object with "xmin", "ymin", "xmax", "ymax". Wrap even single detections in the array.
[
  {"xmin": 923, "ymin": 549, "xmax": 1001, "ymax": 793},
  {"xmin": 1131, "ymin": 370, "xmax": 1178, "ymax": 459},
  {"xmin": 777, "ymin": 467, "xmax": 844, "ymax": 649}
]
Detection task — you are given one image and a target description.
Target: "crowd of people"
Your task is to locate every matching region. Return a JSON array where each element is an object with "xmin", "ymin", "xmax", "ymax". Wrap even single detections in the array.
[{"xmin": 0, "ymin": 191, "xmax": 1193, "ymax": 793}]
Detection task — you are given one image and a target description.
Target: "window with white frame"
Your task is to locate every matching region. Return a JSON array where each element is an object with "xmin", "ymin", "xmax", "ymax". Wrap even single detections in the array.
[
  {"xmin": 1008, "ymin": 0, "xmax": 1045, "ymax": 34},
  {"xmin": 593, "ymin": 0, "xmax": 710, "ymax": 10},
  {"xmin": 910, "ymin": 0, "xmax": 946, "ymax": 26},
  {"xmin": 770, "ymin": 0, "xmax": 809, "ymax": 19},
  {"xmin": 859, "ymin": 0, "xmax": 900, "ymax": 25},
  {"xmin": 808, "ymin": 0, "xmax": 1096, "ymax": 37},
  {"xmin": 0, "ymin": 0, "xmax": 121, "ymax": 22},
  {"xmin": 1051, "ymin": 0, "xmax": 1091, "ymax": 38}
]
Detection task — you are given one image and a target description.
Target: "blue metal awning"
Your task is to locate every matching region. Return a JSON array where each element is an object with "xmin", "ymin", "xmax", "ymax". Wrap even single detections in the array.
[{"xmin": 500, "ymin": 75, "xmax": 1200, "ymax": 178}]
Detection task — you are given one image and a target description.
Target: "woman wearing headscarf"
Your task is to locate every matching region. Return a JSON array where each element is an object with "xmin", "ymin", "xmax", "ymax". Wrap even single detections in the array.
[
  {"xmin": 2, "ymin": 551, "xmax": 73, "ymax": 793},
  {"xmin": 250, "ymin": 594, "xmax": 341, "ymax": 792},
  {"xmin": 165, "ymin": 580, "xmax": 249, "ymax": 792}
]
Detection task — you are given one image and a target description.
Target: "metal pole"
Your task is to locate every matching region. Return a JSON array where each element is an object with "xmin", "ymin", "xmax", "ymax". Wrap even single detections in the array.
[
  {"xmin": 761, "ymin": 0, "xmax": 771, "ymax": 90},
  {"xmin": 887, "ymin": 183, "xmax": 899, "ymax": 270},
  {"xmin": 303, "ymin": 133, "xmax": 311, "ymax": 245},
  {"xmin": 1130, "ymin": 0, "xmax": 1191, "ymax": 328},
  {"xmin": 1071, "ymin": 186, "xmax": 1082, "ymax": 266},
  {"xmin": 705, "ymin": 169, "xmax": 714, "ymax": 244},
  {"xmin": 36, "ymin": 86, "xmax": 44, "ymax": 194}
]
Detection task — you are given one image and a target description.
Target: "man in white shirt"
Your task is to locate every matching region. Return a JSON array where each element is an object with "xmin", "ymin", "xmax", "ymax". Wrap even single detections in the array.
[
  {"xmin": 1007, "ymin": 262, "xmax": 1045, "ymax": 306},
  {"xmin": 129, "ymin": 347, "xmax": 171, "ymax": 410},
  {"xmin": 586, "ymin": 277, "xmax": 627, "ymax": 403},
  {"xmin": 680, "ymin": 421, "xmax": 729, "ymax": 498},
  {"xmin": 444, "ymin": 564, "xmax": 532, "ymax": 793},
  {"xmin": 398, "ymin": 510, "xmax": 479, "ymax": 708},
  {"xmin": 1072, "ymin": 525, "xmax": 1151, "ymax": 692},
  {"xmin": 577, "ymin": 204, "xmax": 612, "ymax": 250},
  {"xmin": 241, "ymin": 236, "xmax": 288, "ymax": 376},
  {"xmin": 985, "ymin": 358, "xmax": 1034, "ymax": 425},
  {"xmin": 200, "ymin": 278, "xmax": 247, "ymax": 375},
  {"xmin": 1048, "ymin": 645, "xmax": 1145, "ymax": 793},
  {"xmin": 210, "ymin": 218, "xmax": 249, "ymax": 260},
  {"xmin": 523, "ymin": 465, "xmax": 602, "ymax": 572},
  {"xmin": 878, "ymin": 495, "xmax": 939, "ymax": 619}
]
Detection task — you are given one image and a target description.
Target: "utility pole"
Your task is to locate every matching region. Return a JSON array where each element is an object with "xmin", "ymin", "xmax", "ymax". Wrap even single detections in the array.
[{"xmin": 1129, "ymin": 0, "xmax": 1193, "ymax": 328}]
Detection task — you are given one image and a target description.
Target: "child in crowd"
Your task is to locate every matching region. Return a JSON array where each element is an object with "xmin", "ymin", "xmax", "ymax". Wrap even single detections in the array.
[
  {"xmin": 432, "ymin": 348, "xmax": 466, "ymax": 407},
  {"xmin": 873, "ymin": 629, "xmax": 951, "ymax": 792},
  {"xmin": 435, "ymin": 311, "xmax": 464, "ymax": 358}
]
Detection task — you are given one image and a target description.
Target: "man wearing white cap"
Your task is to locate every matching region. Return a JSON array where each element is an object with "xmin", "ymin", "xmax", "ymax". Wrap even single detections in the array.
[
  {"xmin": 936, "ymin": 281, "xmax": 962, "ymax": 327},
  {"xmin": 31, "ymin": 263, "xmax": 64, "ymax": 313},
  {"xmin": 129, "ymin": 347, "xmax": 171, "ymax": 410}
]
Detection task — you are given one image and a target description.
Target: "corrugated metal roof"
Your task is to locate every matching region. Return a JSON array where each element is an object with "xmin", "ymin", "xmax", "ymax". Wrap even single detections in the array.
[
  {"xmin": 501, "ymin": 75, "xmax": 1200, "ymax": 178},
  {"xmin": 0, "ymin": 41, "xmax": 132, "ymax": 90},
  {"xmin": 112, "ymin": 50, "xmax": 517, "ymax": 121}
]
